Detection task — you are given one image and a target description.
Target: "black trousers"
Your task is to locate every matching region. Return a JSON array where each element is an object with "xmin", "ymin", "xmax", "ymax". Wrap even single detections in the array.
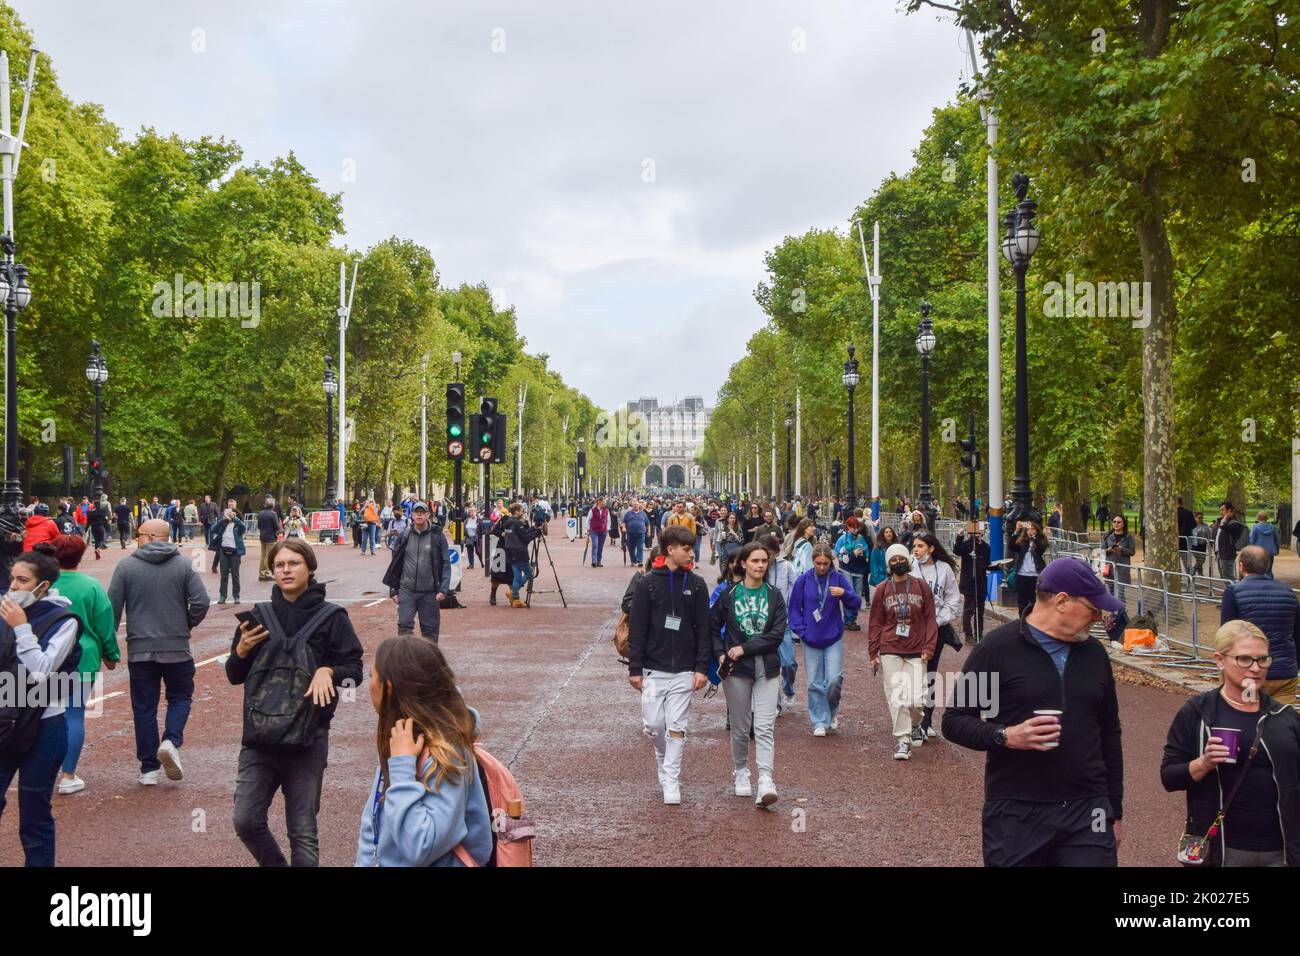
[
  {"xmin": 233, "ymin": 735, "xmax": 329, "ymax": 867},
  {"xmin": 982, "ymin": 796, "xmax": 1117, "ymax": 867},
  {"xmin": 1015, "ymin": 573, "xmax": 1038, "ymax": 613},
  {"xmin": 961, "ymin": 590, "xmax": 985, "ymax": 639},
  {"xmin": 117, "ymin": 523, "xmax": 131, "ymax": 548}
]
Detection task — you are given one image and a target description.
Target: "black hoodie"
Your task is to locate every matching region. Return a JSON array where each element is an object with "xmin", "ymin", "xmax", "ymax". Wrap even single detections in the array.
[
  {"xmin": 627, "ymin": 563, "xmax": 710, "ymax": 677},
  {"xmin": 224, "ymin": 582, "xmax": 364, "ymax": 732}
]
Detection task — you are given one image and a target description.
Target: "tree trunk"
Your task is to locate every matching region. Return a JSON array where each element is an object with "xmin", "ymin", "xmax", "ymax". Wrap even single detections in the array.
[
  {"xmin": 1226, "ymin": 477, "xmax": 1246, "ymax": 517},
  {"xmin": 380, "ymin": 429, "xmax": 395, "ymax": 507},
  {"xmin": 1110, "ymin": 472, "xmax": 1124, "ymax": 520},
  {"xmin": 1136, "ymin": 165, "xmax": 1179, "ymax": 576},
  {"xmin": 213, "ymin": 423, "xmax": 233, "ymax": 505},
  {"xmin": 1059, "ymin": 472, "xmax": 1082, "ymax": 533},
  {"xmin": 942, "ymin": 460, "xmax": 957, "ymax": 517}
]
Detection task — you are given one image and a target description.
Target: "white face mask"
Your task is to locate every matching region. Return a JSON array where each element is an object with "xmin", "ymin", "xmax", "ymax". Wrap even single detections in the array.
[{"xmin": 8, "ymin": 583, "xmax": 46, "ymax": 608}]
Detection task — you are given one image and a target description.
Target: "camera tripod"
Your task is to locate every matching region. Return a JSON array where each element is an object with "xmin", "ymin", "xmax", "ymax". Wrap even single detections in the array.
[{"xmin": 526, "ymin": 528, "xmax": 568, "ymax": 608}]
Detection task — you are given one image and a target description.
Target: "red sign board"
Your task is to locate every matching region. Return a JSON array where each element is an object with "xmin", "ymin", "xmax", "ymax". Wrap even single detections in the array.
[{"xmin": 309, "ymin": 510, "xmax": 340, "ymax": 531}]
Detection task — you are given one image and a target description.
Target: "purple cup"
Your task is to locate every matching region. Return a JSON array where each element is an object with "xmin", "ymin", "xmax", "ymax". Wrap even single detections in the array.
[{"xmin": 1211, "ymin": 727, "xmax": 1241, "ymax": 764}]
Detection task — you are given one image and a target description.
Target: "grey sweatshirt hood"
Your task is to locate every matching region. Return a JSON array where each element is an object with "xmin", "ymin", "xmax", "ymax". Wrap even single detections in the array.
[{"xmin": 133, "ymin": 541, "xmax": 181, "ymax": 564}]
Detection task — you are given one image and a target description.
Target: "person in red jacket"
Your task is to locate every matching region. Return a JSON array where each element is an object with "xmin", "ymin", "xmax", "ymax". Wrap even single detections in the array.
[
  {"xmin": 587, "ymin": 497, "xmax": 610, "ymax": 567},
  {"xmin": 22, "ymin": 502, "xmax": 61, "ymax": 552},
  {"xmin": 867, "ymin": 543, "xmax": 937, "ymax": 761}
]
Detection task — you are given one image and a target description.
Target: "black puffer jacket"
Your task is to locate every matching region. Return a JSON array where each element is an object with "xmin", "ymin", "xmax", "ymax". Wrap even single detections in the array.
[{"xmin": 1161, "ymin": 689, "xmax": 1300, "ymax": 866}]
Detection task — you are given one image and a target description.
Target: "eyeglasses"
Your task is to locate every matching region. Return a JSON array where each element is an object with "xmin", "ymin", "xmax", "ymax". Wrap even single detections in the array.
[
  {"xmin": 1228, "ymin": 654, "xmax": 1272, "ymax": 670},
  {"xmin": 272, "ymin": 561, "xmax": 306, "ymax": 572},
  {"xmin": 1072, "ymin": 594, "xmax": 1104, "ymax": 620}
]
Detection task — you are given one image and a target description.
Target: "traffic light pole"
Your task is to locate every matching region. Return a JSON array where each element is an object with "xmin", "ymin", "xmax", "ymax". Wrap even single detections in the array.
[
  {"xmin": 967, "ymin": 413, "xmax": 977, "ymax": 518},
  {"xmin": 452, "ymin": 458, "xmax": 463, "ymax": 547}
]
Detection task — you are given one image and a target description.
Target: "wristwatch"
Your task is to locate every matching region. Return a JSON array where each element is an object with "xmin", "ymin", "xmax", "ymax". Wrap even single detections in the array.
[{"xmin": 993, "ymin": 726, "xmax": 1008, "ymax": 748}]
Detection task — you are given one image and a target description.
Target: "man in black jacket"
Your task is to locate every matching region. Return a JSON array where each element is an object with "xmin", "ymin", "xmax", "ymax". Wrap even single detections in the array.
[
  {"xmin": 1212, "ymin": 501, "xmax": 1247, "ymax": 582},
  {"xmin": 382, "ymin": 501, "xmax": 451, "ymax": 641},
  {"xmin": 943, "ymin": 558, "xmax": 1126, "ymax": 866},
  {"xmin": 225, "ymin": 538, "xmax": 363, "ymax": 866},
  {"xmin": 627, "ymin": 525, "xmax": 710, "ymax": 806},
  {"xmin": 256, "ymin": 497, "xmax": 282, "ymax": 581},
  {"xmin": 954, "ymin": 522, "xmax": 990, "ymax": 643}
]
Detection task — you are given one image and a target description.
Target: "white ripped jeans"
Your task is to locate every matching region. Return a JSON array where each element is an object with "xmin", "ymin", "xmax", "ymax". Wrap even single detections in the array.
[{"xmin": 641, "ymin": 669, "xmax": 695, "ymax": 786}]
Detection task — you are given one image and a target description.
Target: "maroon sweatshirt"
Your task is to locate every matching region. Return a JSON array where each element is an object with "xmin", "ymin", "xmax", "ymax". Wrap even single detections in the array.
[{"xmin": 867, "ymin": 574, "xmax": 938, "ymax": 659}]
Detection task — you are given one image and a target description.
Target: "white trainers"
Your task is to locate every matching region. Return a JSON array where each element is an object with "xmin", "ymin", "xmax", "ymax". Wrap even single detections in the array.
[
  {"xmin": 910, "ymin": 727, "xmax": 926, "ymax": 748},
  {"xmin": 925, "ymin": 726, "xmax": 938, "ymax": 739},
  {"xmin": 57, "ymin": 775, "xmax": 85, "ymax": 794},
  {"xmin": 157, "ymin": 740, "xmax": 184, "ymax": 781},
  {"xmin": 893, "ymin": 741, "xmax": 912, "ymax": 761},
  {"xmin": 139, "ymin": 770, "xmax": 161, "ymax": 785},
  {"xmin": 812, "ymin": 726, "xmax": 827, "ymax": 737},
  {"xmin": 830, "ymin": 716, "xmax": 840, "ymax": 732},
  {"xmin": 662, "ymin": 783, "xmax": 682, "ymax": 805},
  {"xmin": 734, "ymin": 769, "xmax": 753, "ymax": 797},
  {"xmin": 756, "ymin": 777, "xmax": 778, "ymax": 807}
]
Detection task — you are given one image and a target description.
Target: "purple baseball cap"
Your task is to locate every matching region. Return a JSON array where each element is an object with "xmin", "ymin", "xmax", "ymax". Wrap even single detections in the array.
[{"xmin": 1037, "ymin": 558, "xmax": 1124, "ymax": 613}]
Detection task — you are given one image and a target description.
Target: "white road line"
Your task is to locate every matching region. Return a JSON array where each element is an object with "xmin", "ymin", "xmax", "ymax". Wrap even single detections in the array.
[
  {"xmin": 196, "ymin": 654, "xmax": 229, "ymax": 667},
  {"xmin": 84, "ymin": 690, "xmax": 125, "ymax": 707},
  {"xmin": 363, "ymin": 598, "xmax": 386, "ymax": 607}
]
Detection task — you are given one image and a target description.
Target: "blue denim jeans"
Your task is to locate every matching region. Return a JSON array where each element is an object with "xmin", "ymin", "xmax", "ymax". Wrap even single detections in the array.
[
  {"xmin": 62, "ymin": 675, "xmax": 95, "ymax": 774},
  {"xmin": 627, "ymin": 535, "xmax": 645, "ymax": 566},
  {"xmin": 590, "ymin": 531, "xmax": 607, "ymax": 565},
  {"xmin": 511, "ymin": 560, "xmax": 532, "ymax": 599},
  {"xmin": 843, "ymin": 573, "xmax": 865, "ymax": 623},
  {"xmin": 777, "ymin": 628, "xmax": 798, "ymax": 699},
  {"xmin": 802, "ymin": 639, "xmax": 844, "ymax": 730},
  {"xmin": 129, "ymin": 659, "xmax": 195, "ymax": 773},
  {"xmin": 365, "ymin": 522, "xmax": 380, "ymax": 553},
  {"xmin": 0, "ymin": 712, "xmax": 68, "ymax": 866}
]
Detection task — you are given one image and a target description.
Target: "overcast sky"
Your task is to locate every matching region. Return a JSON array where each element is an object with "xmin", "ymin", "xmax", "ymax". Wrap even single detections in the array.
[{"xmin": 13, "ymin": 0, "xmax": 968, "ymax": 409}]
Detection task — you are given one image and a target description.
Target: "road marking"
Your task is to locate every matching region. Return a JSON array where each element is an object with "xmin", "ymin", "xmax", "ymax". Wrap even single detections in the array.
[
  {"xmin": 363, "ymin": 598, "xmax": 386, "ymax": 607},
  {"xmin": 196, "ymin": 654, "xmax": 229, "ymax": 667},
  {"xmin": 85, "ymin": 690, "xmax": 124, "ymax": 707}
]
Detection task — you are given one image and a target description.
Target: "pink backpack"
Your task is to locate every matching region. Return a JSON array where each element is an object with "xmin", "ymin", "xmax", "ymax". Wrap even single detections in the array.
[{"xmin": 452, "ymin": 743, "xmax": 536, "ymax": 867}]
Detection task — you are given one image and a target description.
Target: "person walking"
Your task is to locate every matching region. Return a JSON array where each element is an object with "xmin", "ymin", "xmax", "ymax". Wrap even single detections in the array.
[
  {"xmin": 1101, "ymin": 515, "xmax": 1136, "ymax": 602},
  {"xmin": 955, "ymin": 520, "xmax": 990, "ymax": 643},
  {"xmin": 943, "ymin": 559, "xmax": 1125, "ymax": 866},
  {"xmin": 626, "ymin": 526, "xmax": 710, "ymax": 805},
  {"xmin": 1161, "ymin": 619, "xmax": 1300, "ymax": 867},
  {"xmin": 711, "ymin": 542, "xmax": 787, "ymax": 806},
  {"xmin": 0, "ymin": 549, "xmax": 83, "ymax": 866},
  {"xmin": 356, "ymin": 637, "xmax": 493, "ymax": 866},
  {"xmin": 208, "ymin": 503, "xmax": 247, "ymax": 605},
  {"xmin": 1220, "ymin": 545, "xmax": 1300, "ymax": 706},
  {"xmin": 717, "ymin": 511, "xmax": 744, "ymax": 566},
  {"xmin": 22, "ymin": 502, "xmax": 60, "ymax": 553},
  {"xmin": 198, "ymin": 495, "xmax": 217, "ymax": 552},
  {"xmin": 361, "ymin": 499, "xmax": 381, "ymax": 555},
  {"xmin": 1212, "ymin": 502, "xmax": 1248, "ymax": 583},
  {"xmin": 88, "ymin": 496, "xmax": 110, "ymax": 559},
  {"xmin": 227, "ymin": 538, "xmax": 363, "ymax": 866},
  {"xmin": 1190, "ymin": 510, "xmax": 1211, "ymax": 578},
  {"xmin": 759, "ymin": 534, "xmax": 799, "ymax": 714},
  {"xmin": 788, "ymin": 542, "xmax": 860, "ymax": 737},
  {"xmin": 1249, "ymin": 511, "xmax": 1281, "ymax": 577},
  {"xmin": 107, "ymin": 518, "xmax": 210, "ymax": 786},
  {"xmin": 167, "ymin": 499, "xmax": 185, "ymax": 544},
  {"xmin": 115, "ymin": 497, "xmax": 134, "ymax": 550},
  {"xmin": 834, "ymin": 517, "xmax": 871, "ymax": 632},
  {"xmin": 869, "ymin": 526, "xmax": 898, "ymax": 591},
  {"xmin": 868, "ymin": 543, "xmax": 937, "ymax": 761},
  {"xmin": 622, "ymin": 499, "xmax": 649, "ymax": 567},
  {"xmin": 35, "ymin": 538, "xmax": 119, "ymax": 797},
  {"xmin": 383, "ymin": 502, "xmax": 451, "ymax": 641},
  {"xmin": 1008, "ymin": 519, "xmax": 1048, "ymax": 613},
  {"xmin": 257, "ymin": 497, "xmax": 282, "ymax": 581},
  {"xmin": 911, "ymin": 532, "xmax": 962, "ymax": 740},
  {"xmin": 461, "ymin": 505, "xmax": 479, "ymax": 569},
  {"xmin": 588, "ymin": 497, "xmax": 610, "ymax": 568}
]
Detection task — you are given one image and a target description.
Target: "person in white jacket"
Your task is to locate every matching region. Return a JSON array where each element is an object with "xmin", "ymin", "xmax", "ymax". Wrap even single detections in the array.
[{"xmin": 910, "ymin": 532, "xmax": 961, "ymax": 740}]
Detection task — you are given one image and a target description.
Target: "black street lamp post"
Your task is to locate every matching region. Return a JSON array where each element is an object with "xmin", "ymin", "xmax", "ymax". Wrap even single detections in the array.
[
  {"xmin": 783, "ymin": 405, "xmax": 793, "ymax": 501},
  {"xmin": 842, "ymin": 345, "xmax": 859, "ymax": 509},
  {"xmin": 85, "ymin": 341, "xmax": 108, "ymax": 499},
  {"xmin": 1002, "ymin": 172, "xmax": 1041, "ymax": 530},
  {"xmin": 323, "ymin": 355, "xmax": 338, "ymax": 511},
  {"xmin": 0, "ymin": 235, "xmax": 31, "ymax": 522},
  {"xmin": 915, "ymin": 302, "xmax": 936, "ymax": 528}
]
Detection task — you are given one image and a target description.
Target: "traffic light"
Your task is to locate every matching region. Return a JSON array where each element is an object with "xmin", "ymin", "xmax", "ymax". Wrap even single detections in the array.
[
  {"xmin": 576, "ymin": 446, "xmax": 586, "ymax": 478},
  {"xmin": 960, "ymin": 428, "xmax": 980, "ymax": 474},
  {"xmin": 477, "ymin": 397, "xmax": 498, "ymax": 463},
  {"xmin": 446, "ymin": 383, "xmax": 466, "ymax": 460},
  {"xmin": 831, "ymin": 457, "xmax": 841, "ymax": 487},
  {"xmin": 492, "ymin": 412, "xmax": 507, "ymax": 464},
  {"xmin": 298, "ymin": 457, "xmax": 309, "ymax": 489},
  {"xmin": 87, "ymin": 457, "xmax": 102, "ymax": 482}
]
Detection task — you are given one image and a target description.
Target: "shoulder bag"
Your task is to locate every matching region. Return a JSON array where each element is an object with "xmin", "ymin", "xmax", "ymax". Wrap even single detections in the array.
[{"xmin": 1177, "ymin": 741, "xmax": 1261, "ymax": 866}]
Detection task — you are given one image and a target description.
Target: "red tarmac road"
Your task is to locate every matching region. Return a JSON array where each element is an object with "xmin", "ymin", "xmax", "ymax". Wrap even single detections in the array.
[{"xmin": 1, "ymin": 524, "xmax": 1192, "ymax": 866}]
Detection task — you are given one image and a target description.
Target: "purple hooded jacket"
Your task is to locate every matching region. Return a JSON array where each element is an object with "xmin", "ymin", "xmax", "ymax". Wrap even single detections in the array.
[{"xmin": 788, "ymin": 567, "xmax": 862, "ymax": 649}]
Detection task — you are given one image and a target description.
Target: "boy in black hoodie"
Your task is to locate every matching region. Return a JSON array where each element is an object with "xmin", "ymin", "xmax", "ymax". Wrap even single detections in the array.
[
  {"xmin": 627, "ymin": 526, "xmax": 710, "ymax": 805},
  {"xmin": 225, "ymin": 539, "xmax": 363, "ymax": 867}
]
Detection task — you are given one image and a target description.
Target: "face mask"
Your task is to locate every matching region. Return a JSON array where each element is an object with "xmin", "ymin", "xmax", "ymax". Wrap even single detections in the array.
[
  {"xmin": 889, "ymin": 561, "xmax": 910, "ymax": 576},
  {"xmin": 8, "ymin": 583, "xmax": 45, "ymax": 608}
]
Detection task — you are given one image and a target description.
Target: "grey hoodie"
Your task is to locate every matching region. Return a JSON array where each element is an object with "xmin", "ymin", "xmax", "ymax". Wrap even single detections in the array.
[{"xmin": 107, "ymin": 541, "xmax": 210, "ymax": 659}]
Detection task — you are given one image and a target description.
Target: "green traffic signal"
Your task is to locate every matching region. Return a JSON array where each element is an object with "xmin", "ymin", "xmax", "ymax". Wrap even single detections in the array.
[{"xmin": 449, "ymin": 423, "xmax": 463, "ymax": 437}]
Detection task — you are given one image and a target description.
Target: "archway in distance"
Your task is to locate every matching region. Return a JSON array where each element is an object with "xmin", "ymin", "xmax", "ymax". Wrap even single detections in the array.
[
  {"xmin": 666, "ymin": 464, "xmax": 686, "ymax": 488},
  {"xmin": 645, "ymin": 464, "xmax": 663, "ymax": 486}
]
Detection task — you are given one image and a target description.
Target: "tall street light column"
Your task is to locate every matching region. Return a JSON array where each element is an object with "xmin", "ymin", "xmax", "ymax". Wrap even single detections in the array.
[
  {"xmin": 1002, "ymin": 172, "xmax": 1041, "ymax": 530},
  {"xmin": 915, "ymin": 302, "xmax": 937, "ymax": 528},
  {"xmin": 783, "ymin": 405, "xmax": 793, "ymax": 501},
  {"xmin": 0, "ymin": 236, "xmax": 30, "ymax": 517},
  {"xmin": 323, "ymin": 355, "xmax": 338, "ymax": 509},
  {"xmin": 842, "ymin": 345, "xmax": 860, "ymax": 509},
  {"xmin": 85, "ymin": 340, "xmax": 108, "ymax": 499}
]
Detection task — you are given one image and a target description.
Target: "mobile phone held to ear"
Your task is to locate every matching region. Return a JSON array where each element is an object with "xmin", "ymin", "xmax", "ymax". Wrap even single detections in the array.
[{"xmin": 235, "ymin": 610, "xmax": 258, "ymax": 629}]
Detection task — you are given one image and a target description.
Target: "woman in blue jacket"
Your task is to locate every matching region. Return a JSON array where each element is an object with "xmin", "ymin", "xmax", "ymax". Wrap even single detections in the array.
[
  {"xmin": 789, "ymin": 543, "xmax": 861, "ymax": 737},
  {"xmin": 833, "ymin": 517, "xmax": 871, "ymax": 630},
  {"xmin": 357, "ymin": 637, "xmax": 492, "ymax": 867},
  {"xmin": 868, "ymin": 526, "xmax": 898, "ymax": 590}
]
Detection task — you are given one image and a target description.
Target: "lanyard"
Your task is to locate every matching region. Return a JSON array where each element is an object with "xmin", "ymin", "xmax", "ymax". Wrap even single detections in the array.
[
  {"xmin": 667, "ymin": 570, "xmax": 681, "ymax": 618},
  {"xmin": 370, "ymin": 772, "xmax": 385, "ymax": 865},
  {"xmin": 816, "ymin": 572, "xmax": 831, "ymax": 611}
]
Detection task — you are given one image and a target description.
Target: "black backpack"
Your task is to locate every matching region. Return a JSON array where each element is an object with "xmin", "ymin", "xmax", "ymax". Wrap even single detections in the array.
[
  {"xmin": 242, "ymin": 601, "xmax": 343, "ymax": 749},
  {"xmin": 0, "ymin": 610, "xmax": 81, "ymax": 755}
]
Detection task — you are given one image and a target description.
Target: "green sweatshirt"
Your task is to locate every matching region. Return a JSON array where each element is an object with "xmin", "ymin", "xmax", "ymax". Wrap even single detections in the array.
[{"xmin": 54, "ymin": 570, "xmax": 120, "ymax": 676}]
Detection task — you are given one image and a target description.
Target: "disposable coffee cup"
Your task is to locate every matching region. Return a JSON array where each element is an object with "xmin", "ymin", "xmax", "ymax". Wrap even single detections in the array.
[
  {"xmin": 1211, "ymin": 727, "xmax": 1241, "ymax": 764},
  {"xmin": 1033, "ymin": 709, "xmax": 1063, "ymax": 748}
]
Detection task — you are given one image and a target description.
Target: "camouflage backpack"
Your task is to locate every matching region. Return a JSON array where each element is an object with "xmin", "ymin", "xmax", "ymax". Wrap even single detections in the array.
[{"xmin": 242, "ymin": 602, "xmax": 342, "ymax": 749}]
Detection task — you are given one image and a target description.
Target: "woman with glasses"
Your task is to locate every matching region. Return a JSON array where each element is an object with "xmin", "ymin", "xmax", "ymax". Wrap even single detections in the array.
[
  {"xmin": 1101, "ymin": 515, "xmax": 1135, "ymax": 599},
  {"xmin": 1161, "ymin": 620, "xmax": 1300, "ymax": 867}
]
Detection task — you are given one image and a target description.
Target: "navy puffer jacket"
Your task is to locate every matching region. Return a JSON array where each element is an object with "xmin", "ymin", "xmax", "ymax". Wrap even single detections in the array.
[{"xmin": 1221, "ymin": 575, "xmax": 1300, "ymax": 680}]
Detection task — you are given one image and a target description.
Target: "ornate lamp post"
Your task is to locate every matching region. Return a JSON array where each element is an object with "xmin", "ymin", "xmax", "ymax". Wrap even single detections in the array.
[
  {"xmin": 842, "ymin": 345, "xmax": 860, "ymax": 508},
  {"xmin": 915, "ymin": 303, "xmax": 937, "ymax": 528},
  {"xmin": 0, "ymin": 236, "xmax": 31, "ymax": 520},
  {"xmin": 1001, "ymin": 172, "xmax": 1041, "ymax": 530},
  {"xmin": 323, "ymin": 355, "xmax": 338, "ymax": 510},
  {"xmin": 84, "ymin": 341, "xmax": 108, "ymax": 499},
  {"xmin": 783, "ymin": 405, "xmax": 793, "ymax": 500}
]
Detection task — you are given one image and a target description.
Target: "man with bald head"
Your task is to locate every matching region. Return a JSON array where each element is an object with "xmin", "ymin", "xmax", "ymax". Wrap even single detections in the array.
[{"xmin": 107, "ymin": 518, "xmax": 211, "ymax": 785}]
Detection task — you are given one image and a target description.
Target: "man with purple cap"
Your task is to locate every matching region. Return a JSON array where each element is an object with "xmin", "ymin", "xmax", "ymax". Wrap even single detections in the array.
[{"xmin": 943, "ymin": 557, "xmax": 1126, "ymax": 866}]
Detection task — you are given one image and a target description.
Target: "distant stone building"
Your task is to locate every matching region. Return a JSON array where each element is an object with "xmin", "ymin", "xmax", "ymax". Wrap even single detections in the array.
[{"xmin": 626, "ymin": 396, "xmax": 711, "ymax": 488}]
